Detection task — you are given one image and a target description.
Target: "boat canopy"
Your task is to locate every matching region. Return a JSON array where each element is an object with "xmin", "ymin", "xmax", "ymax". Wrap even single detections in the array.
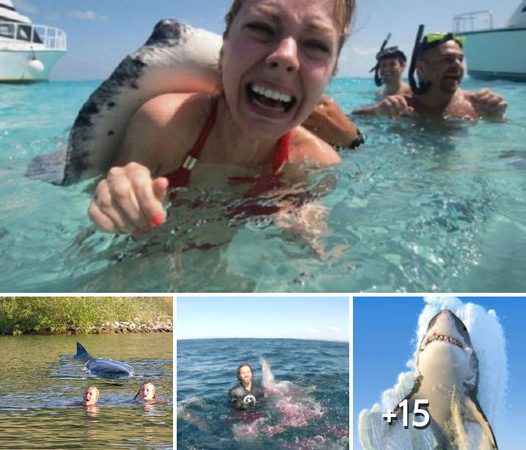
[{"xmin": 0, "ymin": 0, "xmax": 31, "ymax": 24}]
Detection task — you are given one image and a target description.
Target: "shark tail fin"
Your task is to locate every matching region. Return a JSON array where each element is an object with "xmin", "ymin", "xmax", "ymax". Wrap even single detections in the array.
[{"xmin": 75, "ymin": 342, "xmax": 92, "ymax": 361}]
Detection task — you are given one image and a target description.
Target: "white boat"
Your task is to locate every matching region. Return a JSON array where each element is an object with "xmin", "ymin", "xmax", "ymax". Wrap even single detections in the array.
[
  {"xmin": 0, "ymin": 0, "xmax": 66, "ymax": 82},
  {"xmin": 453, "ymin": 1, "xmax": 526, "ymax": 81}
]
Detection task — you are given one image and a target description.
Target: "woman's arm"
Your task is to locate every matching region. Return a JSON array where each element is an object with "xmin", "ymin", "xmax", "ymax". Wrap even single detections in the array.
[{"xmin": 88, "ymin": 93, "xmax": 204, "ymax": 234}]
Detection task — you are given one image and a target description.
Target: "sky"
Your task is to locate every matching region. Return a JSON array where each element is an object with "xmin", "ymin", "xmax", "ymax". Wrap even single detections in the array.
[
  {"xmin": 177, "ymin": 296, "xmax": 349, "ymax": 341},
  {"xmin": 353, "ymin": 296, "xmax": 526, "ymax": 450},
  {"xmin": 12, "ymin": 0, "xmax": 520, "ymax": 80}
]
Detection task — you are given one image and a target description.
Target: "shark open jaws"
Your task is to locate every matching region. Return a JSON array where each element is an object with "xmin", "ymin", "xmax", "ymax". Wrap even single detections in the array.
[{"xmin": 396, "ymin": 309, "xmax": 498, "ymax": 450}]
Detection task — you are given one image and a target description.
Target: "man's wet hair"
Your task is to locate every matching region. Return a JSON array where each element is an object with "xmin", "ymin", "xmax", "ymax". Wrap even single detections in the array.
[{"xmin": 369, "ymin": 33, "xmax": 406, "ymax": 86}]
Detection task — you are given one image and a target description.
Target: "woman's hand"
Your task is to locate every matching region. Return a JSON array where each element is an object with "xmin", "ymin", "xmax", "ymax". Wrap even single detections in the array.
[{"xmin": 88, "ymin": 162, "xmax": 168, "ymax": 234}]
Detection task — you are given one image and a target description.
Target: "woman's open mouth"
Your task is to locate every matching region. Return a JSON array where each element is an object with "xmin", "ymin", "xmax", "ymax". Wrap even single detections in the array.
[{"xmin": 246, "ymin": 83, "xmax": 297, "ymax": 113}]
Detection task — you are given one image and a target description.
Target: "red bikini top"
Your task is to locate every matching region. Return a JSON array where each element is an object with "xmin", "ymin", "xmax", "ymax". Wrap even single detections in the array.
[{"xmin": 165, "ymin": 96, "xmax": 291, "ymax": 190}]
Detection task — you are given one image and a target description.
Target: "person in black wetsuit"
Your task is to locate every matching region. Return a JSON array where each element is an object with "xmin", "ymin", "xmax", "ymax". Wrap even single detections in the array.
[{"xmin": 228, "ymin": 363, "xmax": 265, "ymax": 410}]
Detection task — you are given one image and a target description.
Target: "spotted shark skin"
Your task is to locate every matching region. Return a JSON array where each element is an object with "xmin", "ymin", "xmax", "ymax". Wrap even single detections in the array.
[
  {"xmin": 61, "ymin": 19, "xmax": 222, "ymax": 185},
  {"xmin": 397, "ymin": 309, "xmax": 498, "ymax": 450}
]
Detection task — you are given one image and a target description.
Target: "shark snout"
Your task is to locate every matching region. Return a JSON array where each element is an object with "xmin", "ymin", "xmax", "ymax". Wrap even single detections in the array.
[{"xmin": 421, "ymin": 309, "xmax": 470, "ymax": 351}]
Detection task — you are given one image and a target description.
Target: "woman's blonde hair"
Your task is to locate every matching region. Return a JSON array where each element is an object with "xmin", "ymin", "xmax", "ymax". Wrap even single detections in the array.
[{"xmin": 224, "ymin": 0, "xmax": 355, "ymax": 54}]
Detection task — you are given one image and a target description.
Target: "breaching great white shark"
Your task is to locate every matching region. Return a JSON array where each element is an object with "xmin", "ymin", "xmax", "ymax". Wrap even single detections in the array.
[
  {"xmin": 75, "ymin": 342, "xmax": 134, "ymax": 381},
  {"xmin": 395, "ymin": 309, "xmax": 498, "ymax": 450}
]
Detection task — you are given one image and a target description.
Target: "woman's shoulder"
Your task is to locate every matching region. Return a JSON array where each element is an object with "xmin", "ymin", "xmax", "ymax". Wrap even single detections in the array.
[
  {"xmin": 288, "ymin": 126, "xmax": 341, "ymax": 166},
  {"xmin": 136, "ymin": 92, "xmax": 213, "ymax": 128},
  {"xmin": 116, "ymin": 93, "xmax": 215, "ymax": 169}
]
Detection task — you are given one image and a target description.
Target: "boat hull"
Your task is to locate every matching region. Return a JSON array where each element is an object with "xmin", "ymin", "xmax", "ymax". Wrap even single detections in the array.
[
  {"xmin": 458, "ymin": 28, "xmax": 526, "ymax": 82},
  {"xmin": 0, "ymin": 49, "xmax": 66, "ymax": 82}
]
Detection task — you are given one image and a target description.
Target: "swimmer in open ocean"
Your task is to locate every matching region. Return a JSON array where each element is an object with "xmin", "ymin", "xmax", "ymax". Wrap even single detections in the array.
[
  {"xmin": 353, "ymin": 25, "xmax": 508, "ymax": 121},
  {"xmin": 228, "ymin": 363, "xmax": 265, "ymax": 410},
  {"xmin": 88, "ymin": 0, "xmax": 356, "ymax": 235}
]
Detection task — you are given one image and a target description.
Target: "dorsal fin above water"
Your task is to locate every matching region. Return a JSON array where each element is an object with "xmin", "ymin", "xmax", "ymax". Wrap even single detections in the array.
[{"xmin": 74, "ymin": 342, "xmax": 92, "ymax": 362}]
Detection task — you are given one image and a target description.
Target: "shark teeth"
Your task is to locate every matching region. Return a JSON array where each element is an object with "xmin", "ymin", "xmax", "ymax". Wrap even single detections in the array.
[{"xmin": 423, "ymin": 333, "xmax": 463, "ymax": 349}]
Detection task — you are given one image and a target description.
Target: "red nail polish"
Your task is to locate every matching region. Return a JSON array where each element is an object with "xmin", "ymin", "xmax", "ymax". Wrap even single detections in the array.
[{"xmin": 149, "ymin": 212, "xmax": 165, "ymax": 228}]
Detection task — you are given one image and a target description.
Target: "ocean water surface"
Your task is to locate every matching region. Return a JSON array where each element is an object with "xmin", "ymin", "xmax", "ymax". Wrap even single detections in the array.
[
  {"xmin": 0, "ymin": 333, "xmax": 173, "ymax": 448},
  {"xmin": 0, "ymin": 78, "xmax": 525, "ymax": 292},
  {"xmin": 177, "ymin": 338, "xmax": 349, "ymax": 449}
]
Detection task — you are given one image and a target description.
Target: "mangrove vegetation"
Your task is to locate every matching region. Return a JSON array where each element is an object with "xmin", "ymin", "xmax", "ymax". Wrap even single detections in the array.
[{"xmin": 0, "ymin": 296, "xmax": 173, "ymax": 335}]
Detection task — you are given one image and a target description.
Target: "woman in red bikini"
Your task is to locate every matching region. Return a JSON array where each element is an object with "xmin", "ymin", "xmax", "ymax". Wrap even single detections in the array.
[{"xmin": 89, "ymin": 0, "xmax": 355, "ymax": 234}]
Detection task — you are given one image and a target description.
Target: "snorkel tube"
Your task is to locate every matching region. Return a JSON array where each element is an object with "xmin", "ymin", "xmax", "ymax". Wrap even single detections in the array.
[
  {"xmin": 370, "ymin": 33, "xmax": 391, "ymax": 86},
  {"xmin": 408, "ymin": 24, "xmax": 431, "ymax": 95}
]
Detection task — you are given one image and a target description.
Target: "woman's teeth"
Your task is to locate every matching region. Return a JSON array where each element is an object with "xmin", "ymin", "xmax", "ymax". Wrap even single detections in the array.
[{"xmin": 248, "ymin": 83, "xmax": 296, "ymax": 111}]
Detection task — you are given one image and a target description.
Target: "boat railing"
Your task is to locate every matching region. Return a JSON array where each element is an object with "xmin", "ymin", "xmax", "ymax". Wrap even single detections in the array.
[
  {"xmin": 453, "ymin": 11, "xmax": 494, "ymax": 32},
  {"xmin": 0, "ymin": 22, "xmax": 67, "ymax": 50}
]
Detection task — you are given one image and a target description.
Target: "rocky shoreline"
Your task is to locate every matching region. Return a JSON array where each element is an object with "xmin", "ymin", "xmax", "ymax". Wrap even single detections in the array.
[{"xmin": 89, "ymin": 318, "xmax": 173, "ymax": 334}]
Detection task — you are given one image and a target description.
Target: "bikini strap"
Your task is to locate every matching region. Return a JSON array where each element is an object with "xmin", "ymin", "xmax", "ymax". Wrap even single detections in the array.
[
  {"xmin": 166, "ymin": 95, "xmax": 219, "ymax": 188},
  {"xmin": 273, "ymin": 131, "xmax": 291, "ymax": 174}
]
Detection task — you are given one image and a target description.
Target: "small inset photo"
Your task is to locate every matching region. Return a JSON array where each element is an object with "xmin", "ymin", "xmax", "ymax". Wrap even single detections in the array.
[
  {"xmin": 354, "ymin": 295, "xmax": 523, "ymax": 450},
  {"xmin": 0, "ymin": 296, "xmax": 173, "ymax": 449},
  {"xmin": 177, "ymin": 296, "xmax": 349, "ymax": 449}
]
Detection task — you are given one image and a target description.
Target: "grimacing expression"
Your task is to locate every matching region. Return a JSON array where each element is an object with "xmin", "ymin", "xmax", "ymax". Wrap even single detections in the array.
[
  {"xmin": 418, "ymin": 40, "xmax": 465, "ymax": 93},
  {"xmin": 238, "ymin": 365, "xmax": 253, "ymax": 384},
  {"xmin": 220, "ymin": 0, "xmax": 342, "ymax": 139}
]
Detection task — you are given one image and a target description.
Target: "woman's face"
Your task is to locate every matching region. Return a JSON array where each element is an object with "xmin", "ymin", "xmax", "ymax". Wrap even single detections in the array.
[
  {"xmin": 140, "ymin": 383, "xmax": 155, "ymax": 400},
  {"xmin": 83, "ymin": 387, "xmax": 99, "ymax": 406},
  {"xmin": 221, "ymin": 0, "xmax": 340, "ymax": 139}
]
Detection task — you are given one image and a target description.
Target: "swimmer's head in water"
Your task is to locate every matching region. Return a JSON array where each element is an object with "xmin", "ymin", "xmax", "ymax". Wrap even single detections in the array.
[
  {"xmin": 83, "ymin": 386, "xmax": 99, "ymax": 406},
  {"xmin": 224, "ymin": 0, "xmax": 355, "ymax": 54},
  {"xmin": 370, "ymin": 46, "xmax": 407, "ymax": 86},
  {"xmin": 237, "ymin": 363, "xmax": 254, "ymax": 384},
  {"xmin": 409, "ymin": 26, "xmax": 466, "ymax": 94},
  {"xmin": 220, "ymin": 0, "xmax": 352, "ymax": 138},
  {"xmin": 139, "ymin": 382, "xmax": 156, "ymax": 400}
]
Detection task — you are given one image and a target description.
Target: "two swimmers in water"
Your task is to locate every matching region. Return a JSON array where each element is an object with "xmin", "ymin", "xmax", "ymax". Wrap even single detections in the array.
[
  {"xmin": 70, "ymin": 382, "xmax": 162, "ymax": 407},
  {"xmin": 354, "ymin": 26, "xmax": 507, "ymax": 121}
]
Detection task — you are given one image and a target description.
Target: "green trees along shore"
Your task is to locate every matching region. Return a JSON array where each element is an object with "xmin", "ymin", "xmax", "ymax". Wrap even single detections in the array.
[{"xmin": 0, "ymin": 297, "xmax": 173, "ymax": 335}]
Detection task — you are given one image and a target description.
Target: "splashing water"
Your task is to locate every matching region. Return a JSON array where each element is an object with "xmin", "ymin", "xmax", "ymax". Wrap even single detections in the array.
[
  {"xmin": 358, "ymin": 297, "xmax": 507, "ymax": 450},
  {"xmin": 232, "ymin": 358, "xmax": 325, "ymax": 442}
]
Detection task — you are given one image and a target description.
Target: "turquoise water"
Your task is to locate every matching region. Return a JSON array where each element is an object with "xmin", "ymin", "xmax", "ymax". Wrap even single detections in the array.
[
  {"xmin": 0, "ymin": 78, "xmax": 525, "ymax": 292},
  {"xmin": 177, "ymin": 338, "xmax": 349, "ymax": 449}
]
